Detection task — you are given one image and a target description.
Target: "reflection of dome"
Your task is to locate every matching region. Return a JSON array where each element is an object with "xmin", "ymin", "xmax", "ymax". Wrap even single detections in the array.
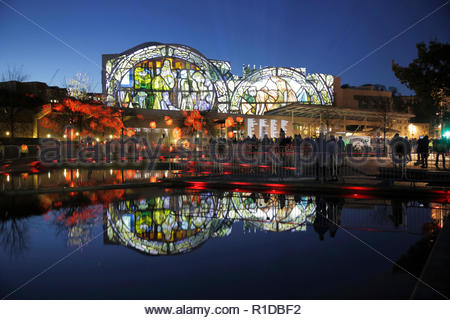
[
  {"xmin": 231, "ymin": 193, "xmax": 316, "ymax": 232},
  {"xmin": 106, "ymin": 192, "xmax": 317, "ymax": 255},
  {"xmin": 106, "ymin": 194, "xmax": 231, "ymax": 255}
]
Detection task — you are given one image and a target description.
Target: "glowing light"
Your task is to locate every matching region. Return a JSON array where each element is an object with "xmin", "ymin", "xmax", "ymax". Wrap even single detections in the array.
[
  {"xmin": 264, "ymin": 183, "xmax": 287, "ymax": 188},
  {"xmin": 5, "ymin": 131, "xmax": 10, "ymax": 136},
  {"xmin": 443, "ymin": 130, "xmax": 450, "ymax": 139},
  {"xmin": 109, "ymin": 134, "xmax": 113, "ymax": 139},
  {"xmin": 126, "ymin": 128, "xmax": 135, "ymax": 137},
  {"xmin": 164, "ymin": 116, "xmax": 173, "ymax": 126},
  {"xmin": 63, "ymin": 134, "xmax": 67, "ymax": 138},
  {"xmin": 408, "ymin": 123, "xmax": 416, "ymax": 135},
  {"xmin": 47, "ymin": 134, "xmax": 51, "ymax": 138},
  {"xmin": 173, "ymin": 127, "xmax": 182, "ymax": 140},
  {"xmin": 149, "ymin": 121, "xmax": 157, "ymax": 129},
  {"xmin": 227, "ymin": 131, "xmax": 235, "ymax": 139},
  {"xmin": 181, "ymin": 140, "xmax": 190, "ymax": 149},
  {"xmin": 230, "ymin": 182, "xmax": 252, "ymax": 186},
  {"xmin": 341, "ymin": 186, "xmax": 376, "ymax": 191},
  {"xmin": 225, "ymin": 117, "xmax": 235, "ymax": 128},
  {"xmin": 96, "ymin": 137, "xmax": 100, "ymax": 142}
]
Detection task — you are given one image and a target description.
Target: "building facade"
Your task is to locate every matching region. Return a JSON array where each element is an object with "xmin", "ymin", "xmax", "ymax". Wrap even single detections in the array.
[
  {"xmin": 102, "ymin": 42, "xmax": 335, "ymax": 115},
  {"xmin": 0, "ymin": 42, "xmax": 425, "ymax": 141},
  {"xmin": 103, "ymin": 42, "xmax": 423, "ymax": 140},
  {"xmin": 0, "ymin": 81, "xmax": 67, "ymax": 138}
]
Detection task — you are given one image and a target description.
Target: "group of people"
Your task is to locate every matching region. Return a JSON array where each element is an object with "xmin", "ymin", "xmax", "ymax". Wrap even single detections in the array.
[
  {"xmin": 391, "ymin": 133, "xmax": 448, "ymax": 169},
  {"xmin": 206, "ymin": 129, "xmax": 347, "ymax": 181},
  {"xmin": 201, "ymin": 129, "xmax": 449, "ymax": 175}
]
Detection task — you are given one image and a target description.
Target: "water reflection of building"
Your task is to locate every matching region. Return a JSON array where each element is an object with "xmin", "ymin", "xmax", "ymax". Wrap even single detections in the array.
[
  {"xmin": 104, "ymin": 193, "xmax": 444, "ymax": 255},
  {"xmin": 105, "ymin": 193, "xmax": 233, "ymax": 255},
  {"xmin": 232, "ymin": 193, "xmax": 316, "ymax": 232},
  {"xmin": 340, "ymin": 201, "xmax": 439, "ymax": 235},
  {"xmin": 105, "ymin": 193, "xmax": 317, "ymax": 255}
]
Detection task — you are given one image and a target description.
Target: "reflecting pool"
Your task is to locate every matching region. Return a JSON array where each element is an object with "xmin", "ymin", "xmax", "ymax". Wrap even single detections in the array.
[{"xmin": 0, "ymin": 189, "xmax": 446, "ymax": 299}]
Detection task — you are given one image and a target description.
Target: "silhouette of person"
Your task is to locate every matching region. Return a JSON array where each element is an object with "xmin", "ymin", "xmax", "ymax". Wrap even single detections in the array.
[
  {"xmin": 328, "ymin": 198, "xmax": 344, "ymax": 238},
  {"xmin": 313, "ymin": 197, "xmax": 329, "ymax": 240},
  {"xmin": 390, "ymin": 199, "xmax": 404, "ymax": 228}
]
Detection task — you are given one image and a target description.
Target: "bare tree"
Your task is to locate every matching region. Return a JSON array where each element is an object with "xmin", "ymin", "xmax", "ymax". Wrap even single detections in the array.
[
  {"xmin": 1, "ymin": 65, "xmax": 30, "ymax": 82},
  {"xmin": 63, "ymin": 73, "xmax": 95, "ymax": 101},
  {"xmin": 0, "ymin": 218, "xmax": 29, "ymax": 257}
]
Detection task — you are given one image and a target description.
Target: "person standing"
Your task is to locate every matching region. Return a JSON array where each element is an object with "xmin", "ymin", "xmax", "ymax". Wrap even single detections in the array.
[
  {"xmin": 415, "ymin": 137, "xmax": 423, "ymax": 166},
  {"xmin": 435, "ymin": 137, "xmax": 447, "ymax": 169},
  {"xmin": 390, "ymin": 133, "xmax": 404, "ymax": 168},
  {"xmin": 327, "ymin": 135, "xmax": 337, "ymax": 180},
  {"xmin": 315, "ymin": 133, "xmax": 326, "ymax": 181},
  {"xmin": 337, "ymin": 136, "xmax": 345, "ymax": 178},
  {"xmin": 420, "ymin": 136, "xmax": 429, "ymax": 168},
  {"xmin": 405, "ymin": 136, "xmax": 411, "ymax": 162}
]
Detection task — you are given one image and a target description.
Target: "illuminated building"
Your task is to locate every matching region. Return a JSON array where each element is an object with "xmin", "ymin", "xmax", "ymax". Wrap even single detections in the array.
[
  {"xmin": 102, "ymin": 42, "xmax": 334, "ymax": 114},
  {"xmin": 102, "ymin": 42, "xmax": 423, "ymax": 139},
  {"xmin": 0, "ymin": 43, "xmax": 424, "ymax": 140}
]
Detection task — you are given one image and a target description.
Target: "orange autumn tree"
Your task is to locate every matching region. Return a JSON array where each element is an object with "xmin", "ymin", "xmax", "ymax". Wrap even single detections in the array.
[
  {"xmin": 40, "ymin": 98, "xmax": 124, "ymax": 138},
  {"xmin": 182, "ymin": 110, "xmax": 206, "ymax": 135}
]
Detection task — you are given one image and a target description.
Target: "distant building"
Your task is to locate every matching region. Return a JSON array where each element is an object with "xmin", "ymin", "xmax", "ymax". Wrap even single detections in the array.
[{"xmin": 0, "ymin": 81, "xmax": 66, "ymax": 138}]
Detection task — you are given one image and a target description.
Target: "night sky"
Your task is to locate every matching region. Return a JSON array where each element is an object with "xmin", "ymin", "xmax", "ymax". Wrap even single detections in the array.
[{"xmin": 0, "ymin": 0, "xmax": 449, "ymax": 94}]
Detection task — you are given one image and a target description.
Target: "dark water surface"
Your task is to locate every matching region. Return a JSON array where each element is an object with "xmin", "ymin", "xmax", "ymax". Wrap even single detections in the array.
[{"xmin": 0, "ymin": 187, "xmax": 445, "ymax": 299}]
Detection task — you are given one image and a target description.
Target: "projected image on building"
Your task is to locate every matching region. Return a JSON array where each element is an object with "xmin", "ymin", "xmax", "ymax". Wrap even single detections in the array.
[
  {"xmin": 103, "ymin": 42, "xmax": 334, "ymax": 114},
  {"xmin": 230, "ymin": 67, "xmax": 334, "ymax": 115},
  {"xmin": 103, "ymin": 43, "xmax": 231, "ymax": 112}
]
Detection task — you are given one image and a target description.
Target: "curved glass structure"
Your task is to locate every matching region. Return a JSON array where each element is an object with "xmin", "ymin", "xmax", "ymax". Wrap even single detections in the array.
[
  {"xmin": 103, "ymin": 43, "xmax": 335, "ymax": 115},
  {"xmin": 103, "ymin": 42, "xmax": 230, "ymax": 112},
  {"xmin": 230, "ymin": 67, "xmax": 334, "ymax": 114}
]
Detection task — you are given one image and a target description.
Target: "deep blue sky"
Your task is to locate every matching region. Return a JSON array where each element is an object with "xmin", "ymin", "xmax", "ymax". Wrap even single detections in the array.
[{"xmin": 0, "ymin": 0, "xmax": 449, "ymax": 94}]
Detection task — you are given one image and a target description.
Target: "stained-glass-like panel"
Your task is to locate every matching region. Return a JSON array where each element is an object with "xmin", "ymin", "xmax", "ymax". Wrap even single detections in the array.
[
  {"xmin": 230, "ymin": 67, "xmax": 335, "ymax": 114},
  {"xmin": 115, "ymin": 57, "xmax": 215, "ymax": 111},
  {"xmin": 102, "ymin": 43, "xmax": 334, "ymax": 114}
]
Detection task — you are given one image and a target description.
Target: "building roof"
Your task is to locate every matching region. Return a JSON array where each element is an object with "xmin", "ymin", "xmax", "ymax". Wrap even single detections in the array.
[{"xmin": 264, "ymin": 103, "xmax": 414, "ymax": 121}]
